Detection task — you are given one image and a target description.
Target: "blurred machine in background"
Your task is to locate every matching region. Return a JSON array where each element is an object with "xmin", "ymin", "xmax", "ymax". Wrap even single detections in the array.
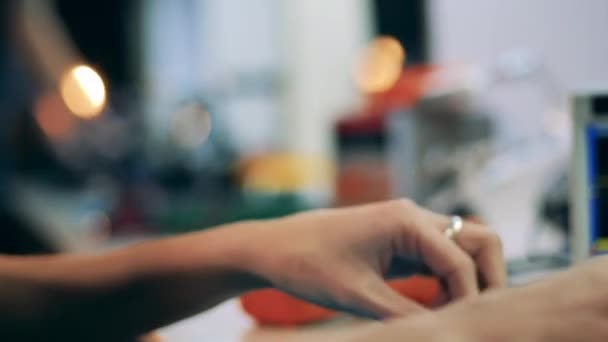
[
  {"xmin": 1, "ymin": 0, "xmax": 606, "ymax": 266},
  {"xmin": 389, "ymin": 92, "xmax": 492, "ymax": 209},
  {"xmin": 571, "ymin": 88, "xmax": 608, "ymax": 262},
  {"xmin": 336, "ymin": 47, "xmax": 572, "ymax": 261}
]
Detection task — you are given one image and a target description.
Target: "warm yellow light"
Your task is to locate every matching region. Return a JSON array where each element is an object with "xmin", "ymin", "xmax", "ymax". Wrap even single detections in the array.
[
  {"xmin": 354, "ymin": 36, "xmax": 406, "ymax": 93},
  {"xmin": 60, "ymin": 64, "xmax": 107, "ymax": 119},
  {"xmin": 240, "ymin": 154, "xmax": 334, "ymax": 194}
]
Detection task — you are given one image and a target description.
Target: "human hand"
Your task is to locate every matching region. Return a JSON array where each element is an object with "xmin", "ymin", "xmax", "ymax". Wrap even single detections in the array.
[
  {"xmin": 239, "ymin": 199, "xmax": 505, "ymax": 319},
  {"xmin": 426, "ymin": 255, "xmax": 608, "ymax": 342},
  {"xmin": 350, "ymin": 255, "xmax": 608, "ymax": 341}
]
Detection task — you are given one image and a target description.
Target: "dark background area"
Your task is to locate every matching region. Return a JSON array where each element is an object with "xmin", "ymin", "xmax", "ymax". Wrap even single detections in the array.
[
  {"xmin": 54, "ymin": 0, "xmax": 428, "ymax": 87},
  {"xmin": 373, "ymin": 0, "xmax": 428, "ymax": 64},
  {"xmin": 55, "ymin": 0, "xmax": 137, "ymax": 86}
]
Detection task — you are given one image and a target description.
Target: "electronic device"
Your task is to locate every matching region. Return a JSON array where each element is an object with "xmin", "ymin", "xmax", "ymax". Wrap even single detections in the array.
[{"xmin": 570, "ymin": 88, "xmax": 608, "ymax": 262}]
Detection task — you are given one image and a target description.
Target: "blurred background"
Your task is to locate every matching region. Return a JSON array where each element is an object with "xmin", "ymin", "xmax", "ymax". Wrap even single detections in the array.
[{"xmin": 1, "ymin": 0, "xmax": 607, "ymax": 266}]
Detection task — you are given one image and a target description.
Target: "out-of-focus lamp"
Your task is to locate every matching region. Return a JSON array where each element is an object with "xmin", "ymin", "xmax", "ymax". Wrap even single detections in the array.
[{"xmin": 60, "ymin": 64, "xmax": 107, "ymax": 119}]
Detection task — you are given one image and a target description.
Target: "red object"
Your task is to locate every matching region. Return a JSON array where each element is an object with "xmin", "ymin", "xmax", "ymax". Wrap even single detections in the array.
[
  {"xmin": 335, "ymin": 66, "xmax": 438, "ymax": 207},
  {"xmin": 336, "ymin": 161, "xmax": 392, "ymax": 207},
  {"xmin": 364, "ymin": 65, "xmax": 436, "ymax": 117},
  {"xmin": 335, "ymin": 67, "xmax": 435, "ymax": 135},
  {"xmin": 240, "ymin": 276, "xmax": 441, "ymax": 325}
]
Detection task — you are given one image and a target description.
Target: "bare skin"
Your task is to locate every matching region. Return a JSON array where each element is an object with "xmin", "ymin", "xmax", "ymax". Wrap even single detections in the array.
[
  {"xmin": 0, "ymin": 200, "xmax": 505, "ymax": 341},
  {"xmin": 354, "ymin": 255, "xmax": 608, "ymax": 342}
]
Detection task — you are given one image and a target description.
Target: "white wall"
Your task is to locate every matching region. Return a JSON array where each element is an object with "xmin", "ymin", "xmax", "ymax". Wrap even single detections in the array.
[
  {"xmin": 278, "ymin": 0, "xmax": 373, "ymax": 158},
  {"xmin": 429, "ymin": 0, "xmax": 608, "ymax": 85},
  {"xmin": 428, "ymin": 0, "xmax": 608, "ymax": 141},
  {"xmin": 142, "ymin": 0, "xmax": 282, "ymax": 159},
  {"xmin": 427, "ymin": 0, "xmax": 608, "ymax": 257},
  {"xmin": 141, "ymin": 0, "xmax": 374, "ymax": 162}
]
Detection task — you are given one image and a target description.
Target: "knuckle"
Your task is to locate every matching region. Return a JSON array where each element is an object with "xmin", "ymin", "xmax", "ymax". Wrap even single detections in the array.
[
  {"xmin": 483, "ymin": 231, "xmax": 503, "ymax": 250},
  {"xmin": 375, "ymin": 199, "xmax": 416, "ymax": 219},
  {"xmin": 384, "ymin": 199, "xmax": 421, "ymax": 232},
  {"xmin": 387, "ymin": 198, "xmax": 417, "ymax": 213}
]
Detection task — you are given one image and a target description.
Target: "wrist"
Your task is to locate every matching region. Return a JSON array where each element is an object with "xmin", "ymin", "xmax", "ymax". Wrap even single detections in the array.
[
  {"xmin": 354, "ymin": 313, "xmax": 465, "ymax": 342},
  {"xmin": 120, "ymin": 222, "xmax": 271, "ymax": 294},
  {"xmin": 435, "ymin": 293, "xmax": 512, "ymax": 342},
  {"xmin": 224, "ymin": 217, "xmax": 298, "ymax": 292},
  {"xmin": 403, "ymin": 313, "xmax": 468, "ymax": 342},
  {"xmin": 206, "ymin": 221, "xmax": 273, "ymax": 291}
]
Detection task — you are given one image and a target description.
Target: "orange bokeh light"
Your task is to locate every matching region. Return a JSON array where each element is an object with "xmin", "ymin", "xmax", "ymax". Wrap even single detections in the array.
[
  {"xmin": 60, "ymin": 64, "xmax": 107, "ymax": 119},
  {"xmin": 35, "ymin": 90, "xmax": 77, "ymax": 140},
  {"xmin": 354, "ymin": 36, "xmax": 406, "ymax": 94}
]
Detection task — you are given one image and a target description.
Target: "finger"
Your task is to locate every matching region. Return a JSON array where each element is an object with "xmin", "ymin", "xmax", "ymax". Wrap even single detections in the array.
[
  {"xmin": 423, "ymin": 211, "xmax": 506, "ymax": 289},
  {"xmin": 458, "ymin": 224, "xmax": 506, "ymax": 289},
  {"xmin": 403, "ymin": 218, "xmax": 479, "ymax": 300},
  {"xmin": 354, "ymin": 272, "xmax": 426, "ymax": 319},
  {"xmin": 432, "ymin": 288, "xmax": 450, "ymax": 308}
]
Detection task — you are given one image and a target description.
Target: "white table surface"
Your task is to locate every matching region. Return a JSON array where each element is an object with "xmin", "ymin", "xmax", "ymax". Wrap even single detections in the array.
[{"xmin": 160, "ymin": 299, "xmax": 373, "ymax": 342}]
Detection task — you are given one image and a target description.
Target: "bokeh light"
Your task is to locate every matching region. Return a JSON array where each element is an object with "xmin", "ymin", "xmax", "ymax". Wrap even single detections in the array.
[
  {"xmin": 171, "ymin": 102, "xmax": 212, "ymax": 149},
  {"xmin": 60, "ymin": 64, "xmax": 107, "ymax": 119},
  {"xmin": 35, "ymin": 90, "xmax": 77, "ymax": 140},
  {"xmin": 354, "ymin": 36, "xmax": 406, "ymax": 94}
]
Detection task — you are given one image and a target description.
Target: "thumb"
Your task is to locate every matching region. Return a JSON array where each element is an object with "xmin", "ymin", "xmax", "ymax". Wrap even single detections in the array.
[{"xmin": 354, "ymin": 274, "xmax": 427, "ymax": 319}]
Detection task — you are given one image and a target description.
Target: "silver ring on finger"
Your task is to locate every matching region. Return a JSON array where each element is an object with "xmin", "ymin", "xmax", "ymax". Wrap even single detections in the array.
[{"xmin": 444, "ymin": 216, "xmax": 464, "ymax": 240}]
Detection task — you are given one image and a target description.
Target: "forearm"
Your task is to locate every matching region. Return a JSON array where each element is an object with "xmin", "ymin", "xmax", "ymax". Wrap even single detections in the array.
[
  {"xmin": 350, "ymin": 313, "xmax": 467, "ymax": 342},
  {"xmin": 0, "ymin": 221, "xmax": 267, "ymax": 341}
]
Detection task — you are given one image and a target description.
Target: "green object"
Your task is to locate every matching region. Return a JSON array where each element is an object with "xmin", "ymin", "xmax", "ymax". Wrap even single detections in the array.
[{"xmin": 154, "ymin": 192, "xmax": 314, "ymax": 234}]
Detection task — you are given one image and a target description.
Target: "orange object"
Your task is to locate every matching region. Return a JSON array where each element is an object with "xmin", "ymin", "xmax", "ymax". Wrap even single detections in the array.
[
  {"xmin": 240, "ymin": 276, "xmax": 441, "ymax": 325},
  {"xmin": 240, "ymin": 288, "xmax": 336, "ymax": 325},
  {"xmin": 364, "ymin": 65, "xmax": 437, "ymax": 117}
]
